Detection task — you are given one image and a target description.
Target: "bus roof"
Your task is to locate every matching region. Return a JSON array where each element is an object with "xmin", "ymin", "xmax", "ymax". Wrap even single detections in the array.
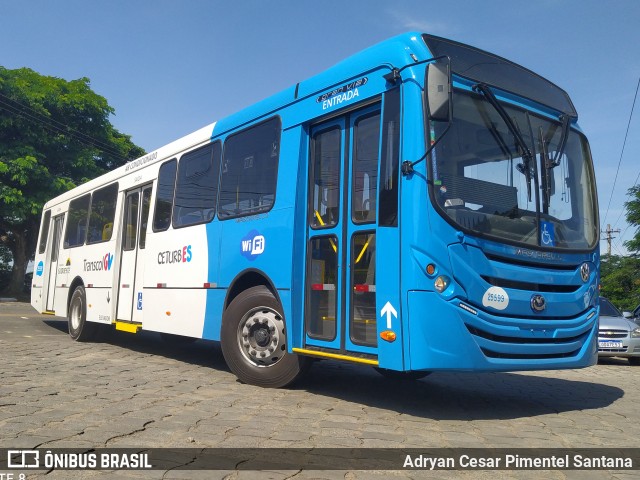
[
  {"xmin": 42, "ymin": 122, "xmax": 215, "ymax": 210},
  {"xmin": 42, "ymin": 33, "xmax": 428, "ymax": 210},
  {"xmin": 211, "ymin": 33, "xmax": 429, "ymax": 136},
  {"xmin": 42, "ymin": 32, "xmax": 575, "ymax": 211}
]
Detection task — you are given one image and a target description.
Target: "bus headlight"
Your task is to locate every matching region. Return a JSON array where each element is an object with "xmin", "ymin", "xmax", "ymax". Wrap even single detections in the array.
[{"xmin": 434, "ymin": 276, "xmax": 450, "ymax": 293}]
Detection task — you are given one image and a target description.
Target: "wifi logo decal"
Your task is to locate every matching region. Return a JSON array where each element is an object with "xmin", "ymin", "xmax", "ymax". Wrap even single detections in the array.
[{"xmin": 240, "ymin": 230, "xmax": 265, "ymax": 261}]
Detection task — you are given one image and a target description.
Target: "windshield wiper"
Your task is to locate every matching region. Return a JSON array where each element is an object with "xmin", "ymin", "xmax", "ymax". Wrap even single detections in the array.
[
  {"xmin": 473, "ymin": 83, "xmax": 535, "ymax": 201},
  {"xmin": 539, "ymin": 126, "xmax": 552, "ymax": 213},
  {"xmin": 540, "ymin": 114, "xmax": 571, "ymax": 212},
  {"xmin": 551, "ymin": 114, "xmax": 570, "ymax": 166}
]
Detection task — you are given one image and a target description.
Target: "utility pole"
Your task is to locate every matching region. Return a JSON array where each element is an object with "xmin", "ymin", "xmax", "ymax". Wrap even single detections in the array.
[{"xmin": 601, "ymin": 224, "xmax": 621, "ymax": 256}]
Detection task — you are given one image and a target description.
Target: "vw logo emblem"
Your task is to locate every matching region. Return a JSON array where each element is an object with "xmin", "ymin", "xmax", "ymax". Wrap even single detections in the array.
[
  {"xmin": 531, "ymin": 294, "xmax": 546, "ymax": 313},
  {"xmin": 580, "ymin": 263, "xmax": 590, "ymax": 283}
]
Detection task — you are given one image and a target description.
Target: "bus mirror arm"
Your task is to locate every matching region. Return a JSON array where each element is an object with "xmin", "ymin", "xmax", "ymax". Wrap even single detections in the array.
[
  {"xmin": 402, "ymin": 56, "xmax": 453, "ymax": 176},
  {"xmin": 401, "ymin": 121, "xmax": 451, "ymax": 176}
]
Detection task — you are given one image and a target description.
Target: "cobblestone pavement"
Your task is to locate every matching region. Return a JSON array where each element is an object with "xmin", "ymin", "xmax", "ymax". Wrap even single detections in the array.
[{"xmin": 1, "ymin": 302, "xmax": 638, "ymax": 479}]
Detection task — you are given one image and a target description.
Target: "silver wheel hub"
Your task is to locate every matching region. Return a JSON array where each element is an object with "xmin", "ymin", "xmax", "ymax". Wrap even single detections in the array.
[
  {"xmin": 70, "ymin": 297, "xmax": 82, "ymax": 330},
  {"xmin": 237, "ymin": 306, "xmax": 286, "ymax": 367}
]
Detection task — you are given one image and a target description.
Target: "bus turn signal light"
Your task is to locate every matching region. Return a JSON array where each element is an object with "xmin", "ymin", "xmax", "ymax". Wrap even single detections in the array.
[{"xmin": 380, "ymin": 330, "xmax": 396, "ymax": 342}]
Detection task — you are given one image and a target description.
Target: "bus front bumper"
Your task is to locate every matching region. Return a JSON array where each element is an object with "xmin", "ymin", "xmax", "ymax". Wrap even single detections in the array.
[{"xmin": 406, "ymin": 291, "xmax": 598, "ymax": 372}]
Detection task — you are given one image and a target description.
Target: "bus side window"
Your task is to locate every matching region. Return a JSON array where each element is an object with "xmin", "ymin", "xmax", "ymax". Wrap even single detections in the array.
[
  {"xmin": 153, "ymin": 159, "xmax": 177, "ymax": 232},
  {"xmin": 172, "ymin": 142, "xmax": 221, "ymax": 228},
  {"xmin": 218, "ymin": 117, "xmax": 281, "ymax": 219},
  {"xmin": 64, "ymin": 194, "xmax": 91, "ymax": 248},
  {"xmin": 38, "ymin": 210, "xmax": 51, "ymax": 254},
  {"xmin": 86, "ymin": 183, "xmax": 118, "ymax": 244}
]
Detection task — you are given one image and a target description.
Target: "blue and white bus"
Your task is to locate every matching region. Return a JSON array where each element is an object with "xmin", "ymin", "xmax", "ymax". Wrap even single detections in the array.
[{"xmin": 31, "ymin": 33, "xmax": 600, "ymax": 387}]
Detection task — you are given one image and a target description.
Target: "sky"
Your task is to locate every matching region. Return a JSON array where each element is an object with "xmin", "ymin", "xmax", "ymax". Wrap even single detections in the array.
[{"xmin": 1, "ymin": 0, "xmax": 640, "ymax": 255}]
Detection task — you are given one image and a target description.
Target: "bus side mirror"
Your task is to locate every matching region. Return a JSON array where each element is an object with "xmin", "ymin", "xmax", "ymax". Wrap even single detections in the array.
[{"xmin": 427, "ymin": 60, "xmax": 451, "ymax": 122}]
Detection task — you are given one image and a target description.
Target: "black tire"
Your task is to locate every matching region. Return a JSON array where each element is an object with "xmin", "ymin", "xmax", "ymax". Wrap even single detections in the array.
[
  {"xmin": 629, "ymin": 357, "xmax": 640, "ymax": 366},
  {"xmin": 374, "ymin": 367, "xmax": 432, "ymax": 381},
  {"xmin": 68, "ymin": 285, "xmax": 98, "ymax": 341},
  {"xmin": 221, "ymin": 286, "xmax": 308, "ymax": 388}
]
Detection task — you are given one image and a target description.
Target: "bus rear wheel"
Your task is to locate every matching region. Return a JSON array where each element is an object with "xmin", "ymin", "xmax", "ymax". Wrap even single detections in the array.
[
  {"xmin": 221, "ymin": 286, "xmax": 308, "ymax": 388},
  {"xmin": 68, "ymin": 285, "xmax": 98, "ymax": 341}
]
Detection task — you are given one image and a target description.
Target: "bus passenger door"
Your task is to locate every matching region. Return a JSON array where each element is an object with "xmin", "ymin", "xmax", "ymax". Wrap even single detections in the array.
[
  {"xmin": 304, "ymin": 104, "xmax": 381, "ymax": 359},
  {"xmin": 116, "ymin": 185, "xmax": 152, "ymax": 322},
  {"xmin": 45, "ymin": 214, "xmax": 65, "ymax": 312}
]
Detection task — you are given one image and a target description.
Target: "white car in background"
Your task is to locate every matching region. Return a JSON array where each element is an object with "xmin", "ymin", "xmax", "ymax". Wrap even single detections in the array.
[{"xmin": 598, "ymin": 298, "xmax": 640, "ymax": 366}]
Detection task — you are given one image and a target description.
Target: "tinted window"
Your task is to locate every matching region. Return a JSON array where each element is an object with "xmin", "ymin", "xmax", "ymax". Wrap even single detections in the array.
[
  {"xmin": 600, "ymin": 298, "xmax": 622, "ymax": 317},
  {"xmin": 50, "ymin": 215, "xmax": 64, "ymax": 262},
  {"xmin": 38, "ymin": 210, "xmax": 51, "ymax": 254},
  {"xmin": 352, "ymin": 112, "xmax": 380, "ymax": 223},
  {"xmin": 308, "ymin": 236, "xmax": 338, "ymax": 340},
  {"xmin": 87, "ymin": 183, "xmax": 118, "ymax": 244},
  {"xmin": 218, "ymin": 117, "xmax": 281, "ymax": 219},
  {"xmin": 153, "ymin": 159, "xmax": 177, "ymax": 231},
  {"xmin": 123, "ymin": 192, "xmax": 139, "ymax": 251},
  {"xmin": 422, "ymin": 34, "xmax": 576, "ymax": 117},
  {"xmin": 379, "ymin": 88, "xmax": 400, "ymax": 227},
  {"xmin": 350, "ymin": 232, "xmax": 377, "ymax": 346},
  {"xmin": 173, "ymin": 143, "xmax": 221, "ymax": 228},
  {"xmin": 64, "ymin": 194, "xmax": 91, "ymax": 248},
  {"xmin": 139, "ymin": 187, "xmax": 152, "ymax": 249},
  {"xmin": 310, "ymin": 127, "xmax": 341, "ymax": 228}
]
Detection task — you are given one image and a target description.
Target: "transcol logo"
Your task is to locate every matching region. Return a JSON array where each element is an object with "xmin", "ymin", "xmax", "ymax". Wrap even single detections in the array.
[
  {"xmin": 241, "ymin": 230, "xmax": 265, "ymax": 261},
  {"xmin": 84, "ymin": 253, "xmax": 114, "ymax": 272},
  {"xmin": 104, "ymin": 253, "xmax": 114, "ymax": 270}
]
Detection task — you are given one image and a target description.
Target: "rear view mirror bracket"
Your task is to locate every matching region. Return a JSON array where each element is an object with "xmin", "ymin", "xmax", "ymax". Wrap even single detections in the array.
[{"xmin": 402, "ymin": 56, "xmax": 452, "ymax": 176}]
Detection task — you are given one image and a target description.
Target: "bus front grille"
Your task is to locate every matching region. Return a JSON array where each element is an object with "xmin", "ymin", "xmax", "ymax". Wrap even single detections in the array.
[
  {"xmin": 466, "ymin": 325, "xmax": 587, "ymax": 344},
  {"xmin": 481, "ymin": 275, "xmax": 578, "ymax": 293},
  {"xmin": 466, "ymin": 324, "xmax": 589, "ymax": 360},
  {"xmin": 480, "ymin": 348, "xmax": 581, "ymax": 360}
]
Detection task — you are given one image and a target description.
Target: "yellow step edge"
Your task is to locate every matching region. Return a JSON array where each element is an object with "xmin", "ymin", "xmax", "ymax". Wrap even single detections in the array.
[
  {"xmin": 114, "ymin": 321, "xmax": 141, "ymax": 333},
  {"xmin": 292, "ymin": 347, "xmax": 378, "ymax": 366}
]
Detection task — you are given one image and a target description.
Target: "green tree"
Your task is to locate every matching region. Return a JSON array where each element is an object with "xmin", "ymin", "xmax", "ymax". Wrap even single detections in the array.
[
  {"xmin": 0, "ymin": 67, "xmax": 145, "ymax": 296},
  {"xmin": 624, "ymin": 184, "xmax": 640, "ymax": 253},
  {"xmin": 600, "ymin": 255, "xmax": 640, "ymax": 312}
]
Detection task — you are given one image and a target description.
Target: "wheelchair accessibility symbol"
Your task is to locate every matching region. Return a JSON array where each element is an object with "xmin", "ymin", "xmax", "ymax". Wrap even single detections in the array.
[{"xmin": 540, "ymin": 221, "xmax": 555, "ymax": 247}]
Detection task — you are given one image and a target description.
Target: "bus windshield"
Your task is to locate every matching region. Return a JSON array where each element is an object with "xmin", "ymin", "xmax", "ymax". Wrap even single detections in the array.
[{"xmin": 430, "ymin": 89, "xmax": 598, "ymax": 250}]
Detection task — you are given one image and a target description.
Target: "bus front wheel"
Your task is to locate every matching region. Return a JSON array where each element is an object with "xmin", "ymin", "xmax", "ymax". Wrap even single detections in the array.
[
  {"xmin": 221, "ymin": 286, "xmax": 308, "ymax": 388},
  {"xmin": 68, "ymin": 286, "xmax": 98, "ymax": 341}
]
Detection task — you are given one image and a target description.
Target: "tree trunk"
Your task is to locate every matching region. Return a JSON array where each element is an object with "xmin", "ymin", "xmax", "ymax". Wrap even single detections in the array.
[{"xmin": 6, "ymin": 230, "xmax": 27, "ymax": 297}]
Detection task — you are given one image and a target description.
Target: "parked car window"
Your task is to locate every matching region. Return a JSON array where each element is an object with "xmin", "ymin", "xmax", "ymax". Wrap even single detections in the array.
[{"xmin": 600, "ymin": 298, "xmax": 622, "ymax": 317}]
